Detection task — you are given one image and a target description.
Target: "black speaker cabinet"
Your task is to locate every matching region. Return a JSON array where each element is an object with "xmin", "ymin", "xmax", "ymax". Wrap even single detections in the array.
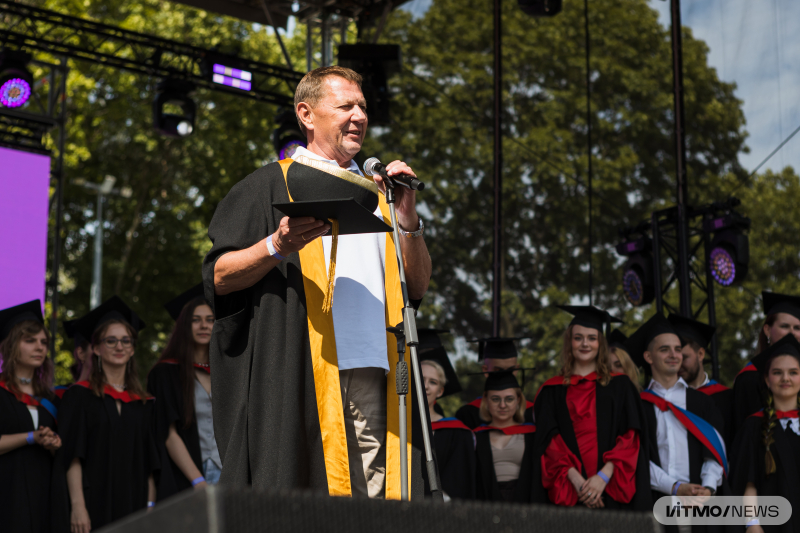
[{"xmin": 99, "ymin": 486, "xmax": 662, "ymax": 533}]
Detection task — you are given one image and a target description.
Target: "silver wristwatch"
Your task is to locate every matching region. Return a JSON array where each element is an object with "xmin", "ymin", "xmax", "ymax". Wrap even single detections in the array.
[{"xmin": 398, "ymin": 217, "xmax": 424, "ymax": 238}]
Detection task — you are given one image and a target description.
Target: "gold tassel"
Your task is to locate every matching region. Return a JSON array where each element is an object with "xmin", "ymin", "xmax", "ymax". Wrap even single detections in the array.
[{"xmin": 322, "ymin": 218, "xmax": 339, "ymax": 314}]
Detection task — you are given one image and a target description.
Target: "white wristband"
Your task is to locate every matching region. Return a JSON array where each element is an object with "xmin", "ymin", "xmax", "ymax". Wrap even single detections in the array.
[{"xmin": 266, "ymin": 234, "xmax": 286, "ymax": 260}]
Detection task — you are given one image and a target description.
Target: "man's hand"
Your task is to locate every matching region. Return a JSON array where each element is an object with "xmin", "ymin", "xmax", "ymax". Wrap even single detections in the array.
[
  {"xmin": 272, "ymin": 216, "xmax": 330, "ymax": 256},
  {"xmin": 676, "ymin": 482, "xmax": 709, "ymax": 497},
  {"xmin": 371, "ymin": 160, "xmax": 419, "ymax": 231}
]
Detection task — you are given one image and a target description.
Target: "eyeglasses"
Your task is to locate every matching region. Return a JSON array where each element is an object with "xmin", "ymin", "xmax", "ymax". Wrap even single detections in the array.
[
  {"xmin": 488, "ymin": 395, "xmax": 518, "ymax": 405},
  {"xmin": 102, "ymin": 337, "xmax": 133, "ymax": 348}
]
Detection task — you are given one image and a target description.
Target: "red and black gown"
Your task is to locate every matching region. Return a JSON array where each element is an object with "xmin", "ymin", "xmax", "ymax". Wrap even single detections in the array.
[
  {"xmin": 474, "ymin": 423, "xmax": 536, "ymax": 502},
  {"xmin": 53, "ymin": 382, "xmax": 159, "ymax": 532},
  {"xmin": 0, "ymin": 382, "xmax": 62, "ymax": 533},
  {"xmin": 732, "ymin": 361, "xmax": 764, "ymax": 437},
  {"xmin": 147, "ymin": 361, "xmax": 208, "ymax": 500},
  {"xmin": 431, "ymin": 417, "xmax": 476, "ymax": 500},
  {"xmin": 730, "ymin": 410, "xmax": 800, "ymax": 533},
  {"xmin": 532, "ymin": 373, "xmax": 652, "ymax": 510},
  {"xmin": 455, "ymin": 398, "xmax": 534, "ymax": 429},
  {"xmin": 698, "ymin": 379, "xmax": 735, "ymax": 450}
]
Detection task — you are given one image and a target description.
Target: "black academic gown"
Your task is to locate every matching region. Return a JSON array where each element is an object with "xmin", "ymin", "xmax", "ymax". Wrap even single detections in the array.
[
  {"xmin": 54, "ymin": 384, "xmax": 159, "ymax": 532},
  {"xmin": 0, "ymin": 386, "xmax": 60, "ymax": 533},
  {"xmin": 730, "ymin": 415, "xmax": 800, "ymax": 533},
  {"xmin": 698, "ymin": 381, "xmax": 735, "ymax": 450},
  {"xmin": 455, "ymin": 398, "xmax": 534, "ymax": 429},
  {"xmin": 732, "ymin": 366, "xmax": 765, "ymax": 437},
  {"xmin": 644, "ymin": 387, "xmax": 731, "ymax": 533},
  {"xmin": 432, "ymin": 418, "xmax": 476, "ymax": 500},
  {"xmin": 147, "ymin": 363, "xmax": 203, "ymax": 500},
  {"xmin": 202, "ymin": 160, "xmax": 427, "ymax": 498},
  {"xmin": 474, "ymin": 427, "xmax": 536, "ymax": 503},
  {"xmin": 531, "ymin": 374, "xmax": 653, "ymax": 511}
]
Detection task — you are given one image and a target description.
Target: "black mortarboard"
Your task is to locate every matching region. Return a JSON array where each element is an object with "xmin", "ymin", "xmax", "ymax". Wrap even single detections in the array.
[
  {"xmin": 762, "ymin": 291, "xmax": 800, "ymax": 320},
  {"xmin": 469, "ymin": 337, "xmax": 525, "ymax": 362},
  {"xmin": 0, "ymin": 300, "xmax": 44, "ymax": 344},
  {"xmin": 164, "ymin": 283, "xmax": 206, "ymax": 321},
  {"xmin": 73, "ymin": 296, "xmax": 145, "ymax": 342},
  {"xmin": 273, "ymin": 157, "xmax": 392, "ymax": 235},
  {"xmin": 607, "ymin": 329, "xmax": 628, "ymax": 350},
  {"xmin": 751, "ymin": 333, "xmax": 800, "ymax": 373},
  {"xmin": 63, "ymin": 318, "xmax": 87, "ymax": 346},
  {"xmin": 624, "ymin": 312, "xmax": 679, "ymax": 368},
  {"xmin": 667, "ymin": 313, "xmax": 716, "ymax": 350},
  {"xmin": 417, "ymin": 328, "xmax": 462, "ymax": 398},
  {"xmin": 483, "ymin": 370, "xmax": 521, "ymax": 392},
  {"xmin": 556, "ymin": 305, "xmax": 623, "ymax": 333}
]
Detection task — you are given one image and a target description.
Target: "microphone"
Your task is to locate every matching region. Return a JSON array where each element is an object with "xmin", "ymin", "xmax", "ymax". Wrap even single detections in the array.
[{"xmin": 363, "ymin": 157, "xmax": 425, "ymax": 191}]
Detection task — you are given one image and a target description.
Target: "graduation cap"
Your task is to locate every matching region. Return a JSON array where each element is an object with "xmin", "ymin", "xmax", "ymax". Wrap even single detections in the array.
[
  {"xmin": 468, "ymin": 337, "xmax": 528, "ymax": 362},
  {"xmin": 0, "ymin": 300, "xmax": 44, "ymax": 345},
  {"xmin": 667, "ymin": 313, "xmax": 715, "ymax": 350},
  {"xmin": 164, "ymin": 283, "xmax": 206, "ymax": 321},
  {"xmin": 751, "ymin": 333, "xmax": 800, "ymax": 373},
  {"xmin": 556, "ymin": 305, "xmax": 623, "ymax": 334},
  {"xmin": 417, "ymin": 328, "xmax": 462, "ymax": 398},
  {"xmin": 762, "ymin": 291, "xmax": 800, "ymax": 321},
  {"xmin": 483, "ymin": 370, "xmax": 521, "ymax": 392},
  {"xmin": 272, "ymin": 155, "xmax": 392, "ymax": 236},
  {"xmin": 607, "ymin": 329, "xmax": 628, "ymax": 350},
  {"xmin": 63, "ymin": 317, "xmax": 88, "ymax": 346},
  {"xmin": 624, "ymin": 312, "xmax": 679, "ymax": 369},
  {"xmin": 73, "ymin": 296, "xmax": 146, "ymax": 343}
]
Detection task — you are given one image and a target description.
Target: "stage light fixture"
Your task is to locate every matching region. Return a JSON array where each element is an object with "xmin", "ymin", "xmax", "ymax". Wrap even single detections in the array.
[
  {"xmin": 518, "ymin": 0, "xmax": 562, "ymax": 16},
  {"xmin": 153, "ymin": 79, "xmax": 196, "ymax": 138},
  {"xmin": 616, "ymin": 237, "xmax": 655, "ymax": 306},
  {"xmin": 211, "ymin": 63, "xmax": 252, "ymax": 92},
  {"xmin": 0, "ymin": 50, "xmax": 33, "ymax": 109},
  {"xmin": 272, "ymin": 109, "xmax": 306, "ymax": 160},
  {"xmin": 703, "ymin": 214, "xmax": 750, "ymax": 287}
]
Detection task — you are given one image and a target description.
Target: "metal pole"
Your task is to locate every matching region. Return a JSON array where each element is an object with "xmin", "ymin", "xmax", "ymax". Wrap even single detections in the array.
[
  {"xmin": 652, "ymin": 212, "xmax": 664, "ymax": 314},
  {"xmin": 321, "ymin": 13, "xmax": 331, "ymax": 67},
  {"xmin": 670, "ymin": 0, "xmax": 692, "ymax": 315},
  {"xmin": 90, "ymin": 192, "xmax": 103, "ymax": 309},
  {"xmin": 306, "ymin": 19, "xmax": 313, "ymax": 72},
  {"xmin": 583, "ymin": 0, "xmax": 593, "ymax": 306},
  {"xmin": 491, "ymin": 0, "xmax": 503, "ymax": 337},
  {"xmin": 702, "ymin": 221, "xmax": 720, "ymax": 380},
  {"xmin": 49, "ymin": 57, "xmax": 68, "ymax": 354}
]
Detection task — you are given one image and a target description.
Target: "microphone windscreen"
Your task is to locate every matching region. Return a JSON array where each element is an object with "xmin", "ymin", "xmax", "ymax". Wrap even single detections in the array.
[{"xmin": 363, "ymin": 157, "xmax": 381, "ymax": 176}]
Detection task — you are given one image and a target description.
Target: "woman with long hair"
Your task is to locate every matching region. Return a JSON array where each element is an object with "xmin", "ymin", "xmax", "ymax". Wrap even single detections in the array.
[
  {"xmin": 56, "ymin": 296, "xmax": 158, "ymax": 533},
  {"xmin": 532, "ymin": 306, "xmax": 651, "ymax": 510},
  {"xmin": 733, "ymin": 292, "xmax": 800, "ymax": 435},
  {"xmin": 147, "ymin": 285, "xmax": 220, "ymax": 500},
  {"xmin": 606, "ymin": 329, "xmax": 641, "ymax": 391},
  {"xmin": 0, "ymin": 300, "xmax": 62, "ymax": 533},
  {"xmin": 729, "ymin": 334, "xmax": 800, "ymax": 533},
  {"xmin": 473, "ymin": 371, "xmax": 536, "ymax": 502}
]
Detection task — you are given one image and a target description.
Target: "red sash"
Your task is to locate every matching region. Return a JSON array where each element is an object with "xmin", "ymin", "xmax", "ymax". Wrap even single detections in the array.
[
  {"xmin": 473, "ymin": 423, "xmax": 536, "ymax": 435},
  {"xmin": 0, "ymin": 380, "xmax": 41, "ymax": 408},
  {"xmin": 74, "ymin": 381, "xmax": 153, "ymax": 402},
  {"xmin": 697, "ymin": 381, "xmax": 730, "ymax": 396},
  {"xmin": 160, "ymin": 358, "xmax": 211, "ymax": 374},
  {"xmin": 748, "ymin": 409, "xmax": 799, "ymax": 420},
  {"xmin": 431, "ymin": 418, "xmax": 472, "ymax": 431}
]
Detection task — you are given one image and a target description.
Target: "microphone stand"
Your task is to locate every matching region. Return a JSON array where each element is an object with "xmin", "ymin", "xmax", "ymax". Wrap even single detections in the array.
[{"xmin": 383, "ymin": 177, "xmax": 443, "ymax": 502}]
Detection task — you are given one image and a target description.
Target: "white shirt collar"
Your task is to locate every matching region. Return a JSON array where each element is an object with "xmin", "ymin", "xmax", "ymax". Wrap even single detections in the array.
[
  {"xmin": 648, "ymin": 376, "xmax": 689, "ymax": 396},
  {"xmin": 780, "ymin": 417, "xmax": 800, "ymax": 435},
  {"xmin": 697, "ymin": 372, "xmax": 710, "ymax": 388},
  {"xmin": 292, "ymin": 146, "xmax": 361, "ymax": 174}
]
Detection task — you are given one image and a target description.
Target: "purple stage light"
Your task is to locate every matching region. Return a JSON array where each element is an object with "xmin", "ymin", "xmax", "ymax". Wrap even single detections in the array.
[
  {"xmin": 212, "ymin": 73, "xmax": 252, "ymax": 91},
  {"xmin": 0, "ymin": 77, "xmax": 31, "ymax": 108},
  {"xmin": 710, "ymin": 247, "xmax": 736, "ymax": 286},
  {"xmin": 622, "ymin": 268, "xmax": 645, "ymax": 306},
  {"xmin": 279, "ymin": 139, "xmax": 306, "ymax": 160},
  {"xmin": 212, "ymin": 63, "xmax": 252, "ymax": 81}
]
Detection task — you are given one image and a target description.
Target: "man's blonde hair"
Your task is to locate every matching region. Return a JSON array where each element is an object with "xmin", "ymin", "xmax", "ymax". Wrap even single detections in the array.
[{"xmin": 294, "ymin": 66, "xmax": 363, "ymax": 136}]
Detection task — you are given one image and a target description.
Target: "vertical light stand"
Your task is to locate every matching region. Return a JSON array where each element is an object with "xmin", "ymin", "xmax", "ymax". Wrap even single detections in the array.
[{"xmin": 383, "ymin": 180, "xmax": 443, "ymax": 502}]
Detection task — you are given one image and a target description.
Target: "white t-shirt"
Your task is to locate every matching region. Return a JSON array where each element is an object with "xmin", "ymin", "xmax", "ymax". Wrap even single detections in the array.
[{"xmin": 291, "ymin": 147, "xmax": 389, "ymax": 372}]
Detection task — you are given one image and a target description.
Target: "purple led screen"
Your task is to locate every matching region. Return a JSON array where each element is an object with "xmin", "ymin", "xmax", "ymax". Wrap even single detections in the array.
[{"xmin": 0, "ymin": 147, "xmax": 50, "ymax": 311}]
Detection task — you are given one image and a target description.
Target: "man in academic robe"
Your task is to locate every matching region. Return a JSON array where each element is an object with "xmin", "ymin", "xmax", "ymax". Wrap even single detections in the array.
[
  {"xmin": 203, "ymin": 66, "xmax": 432, "ymax": 499},
  {"xmin": 626, "ymin": 313, "xmax": 728, "ymax": 531},
  {"xmin": 670, "ymin": 313, "xmax": 734, "ymax": 450},
  {"xmin": 454, "ymin": 338, "xmax": 534, "ymax": 429}
]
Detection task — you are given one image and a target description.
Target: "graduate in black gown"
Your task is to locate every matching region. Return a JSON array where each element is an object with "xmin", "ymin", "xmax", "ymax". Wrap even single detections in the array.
[
  {"xmin": 455, "ymin": 338, "xmax": 534, "ymax": 429},
  {"xmin": 733, "ymin": 292, "xmax": 800, "ymax": 436},
  {"xmin": 627, "ymin": 313, "xmax": 730, "ymax": 533},
  {"xmin": 729, "ymin": 334, "xmax": 800, "ymax": 533},
  {"xmin": 474, "ymin": 371, "xmax": 536, "ymax": 503},
  {"xmin": 606, "ymin": 329, "xmax": 641, "ymax": 390},
  {"xmin": 148, "ymin": 284, "xmax": 221, "ymax": 501},
  {"xmin": 532, "ymin": 306, "xmax": 651, "ymax": 511},
  {"xmin": 418, "ymin": 329, "xmax": 476, "ymax": 500},
  {"xmin": 56, "ymin": 296, "xmax": 159, "ymax": 533},
  {"xmin": 0, "ymin": 300, "xmax": 63, "ymax": 533}
]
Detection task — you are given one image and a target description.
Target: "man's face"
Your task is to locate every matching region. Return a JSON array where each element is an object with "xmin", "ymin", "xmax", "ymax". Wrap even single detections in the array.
[
  {"xmin": 644, "ymin": 333, "xmax": 683, "ymax": 379},
  {"xmin": 678, "ymin": 344, "xmax": 704, "ymax": 384},
  {"xmin": 302, "ymin": 77, "xmax": 367, "ymax": 162}
]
